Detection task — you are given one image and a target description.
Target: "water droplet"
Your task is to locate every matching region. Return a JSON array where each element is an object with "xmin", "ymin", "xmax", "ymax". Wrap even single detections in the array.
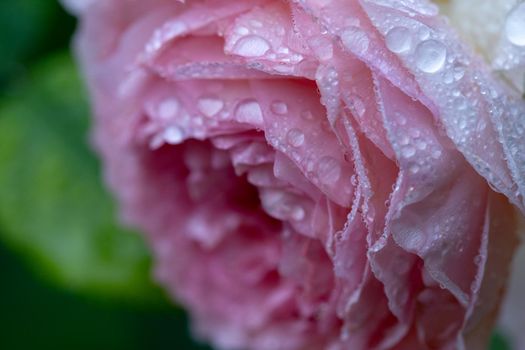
[
  {"xmin": 341, "ymin": 26, "xmax": 369, "ymax": 55},
  {"xmin": 409, "ymin": 164, "xmax": 420, "ymax": 174},
  {"xmin": 351, "ymin": 174, "xmax": 358, "ymax": 186},
  {"xmin": 474, "ymin": 255, "xmax": 483, "ymax": 266},
  {"xmin": 415, "ymin": 40, "xmax": 447, "ymax": 73},
  {"xmin": 290, "ymin": 206, "xmax": 305, "ymax": 221},
  {"xmin": 347, "ymin": 94, "xmax": 366, "ymax": 118},
  {"xmin": 401, "ymin": 146, "xmax": 416, "ymax": 158},
  {"xmin": 271, "ymin": 100, "xmax": 288, "ymax": 115},
  {"xmin": 235, "ymin": 99, "xmax": 264, "ymax": 125},
  {"xmin": 236, "ymin": 26, "xmax": 250, "ymax": 36},
  {"xmin": 399, "ymin": 135, "xmax": 410, "ymax": 146},
  {"xmin": 232, "ymin": 35, "xmax": 271, "ymax": 57},
  {"xmin": 443, "ymin": 71, "xmax": 454, "ymax": 84},
  {"xmin": 386, "ymin": 27, "xmax": 412, "ymax": 53},
  {"xmin": 453, "ymin": 66, "xmax": 465, "ymax": 81},
  {"xmin": 147, "ymin": 21, "xmax": 187, "ymax": 54},
  {"xmin": 287, "ymin": 129, "xmax": 305, "ymax": 147},
  {"xmin": 505, "ymin": 3, "xmax": 525, "ymax": 46},
  {"xmin": 158, "ymin": 98, "xmax": 180, "ymax": 120},
  {"xmin": 317, "ymin": 156, "xmax": 342, "ymax": 185},
  {"xmin": 415, "ymin": 139, "xmax": 427, "ymax": 150},
  {"xmin": 197, "ymin": 96, "xmax": 224, "ymax": 117},
  {"xmin": 164, "ymin": 126, "xmax": 184, "ymax": 144}
]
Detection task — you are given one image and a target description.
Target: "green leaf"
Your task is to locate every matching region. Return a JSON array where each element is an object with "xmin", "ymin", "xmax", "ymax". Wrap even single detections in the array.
[
  {"xmin": 0, "ymin": 52, "xmax": 163, "ymax": 303},
  {"xmin": 0, "ymin": 0, "xmax": 75, "ymax": 90},
  {"xmin": 491, "ymin": 331, "xmax": 512, "ymax": 350}
]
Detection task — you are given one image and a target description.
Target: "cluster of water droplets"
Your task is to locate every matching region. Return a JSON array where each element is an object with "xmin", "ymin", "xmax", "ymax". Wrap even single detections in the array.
[
  {"xmin": 493, "ymin": 2, "xmax": 525, "ymax": 94},
  {"xmin": 387, "ymin": 111, "xmax": 444, "ymax": 190},
  {"xmin": 504, "ymin": 2, "xmax": 525, "ymax": 47},
  {"xmin": 363, "ymin": 2, "xmax": 525, "ymax": 210},
  {"xmin": 260, "ymin": 189, "xmax": 307, "ymax": 222},
  {"xmin": 382, "ymin": 19, "xmax": 452, "ymax": 76},
  {"xmin": 145, "ymin": 20, "xmax": 188, "ymax": 55},
  {"xmin": 341, "ymin": 26, "xmax": 370, "ymax": 56},
  {"xmin": 146, "ymin": 93, "xmax": 299, "ymax": 150},
  {"xmin": 227, "ymin": 10, "xmax": 304, "ymax": 67}
]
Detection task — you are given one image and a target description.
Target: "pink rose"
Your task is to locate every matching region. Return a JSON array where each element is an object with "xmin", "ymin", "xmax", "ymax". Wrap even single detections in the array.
[{"xmin": 71, "ymin": 0, "xmax": 525, "ymax": 349}]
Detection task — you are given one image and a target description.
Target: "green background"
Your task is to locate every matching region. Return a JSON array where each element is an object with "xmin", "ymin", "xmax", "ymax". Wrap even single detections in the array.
[{"xmin": 0, "ymin": 1, "xmax": 511, "ymax": 349}]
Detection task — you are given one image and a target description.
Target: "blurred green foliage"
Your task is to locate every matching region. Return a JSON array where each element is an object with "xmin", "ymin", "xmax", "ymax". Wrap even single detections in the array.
[
  {"xmin": 0, "ymin": 1, "xmax": 208, "ymax": 348},
  {"xmin": 0, "ymin": 53, "xmax": 162, "ymax": 302},
  {"xmin": 0, "ymin": 237, "xmax": 210, "ymax": 350},
  {"xmin": 0, "ymin": 0, "xmax": 513, "ymax": 349},
  {"xmin": 0, "ymin": 0, "xmax": 75, "ymax": 91}
]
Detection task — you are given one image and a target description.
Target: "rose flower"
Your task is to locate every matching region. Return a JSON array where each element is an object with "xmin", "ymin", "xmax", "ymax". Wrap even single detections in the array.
[{"xmin": 67, "ymin": 0, "xmax": 525, "ymax": 349}]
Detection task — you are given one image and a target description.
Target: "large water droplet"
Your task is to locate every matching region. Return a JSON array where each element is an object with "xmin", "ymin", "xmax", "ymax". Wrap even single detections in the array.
[
  {"xmin": 386, "ymin": 27, "xmax": 412, "ymax": 53},
  {"xmin": 341, "ymin": 26, "xmax": 369, "ymax": 55},
  {"xmin": 287, "ymin": 128, "xmax": 305, "ymax": 147},
  {"xmin": 232, "ymin": 35, "xmax": 271, "ymax": 57},
  {"xmin": 505, "ymin": 3, "xmax": 525, "ymax": 46},
  {"xmin": 270, "ymin": 100, "xmax": 288, "ymax": 115},
  {"xmin": 235, "ymin": 99, "xmax": 264, "ymax": 125},
  {"xmin": 164, "ymin": 126, "xmax": 184, "ymax": 144},
  {"xmin": 415, "ymin": 40, "xmax": 447, "ymax": 73},
  {"xmin": 197, "ymin": 96, "xmax": 224, "ymax": 117},
  {"xmin": 317, "ymin": 156, "xmax": 342, "ymax": 185}
]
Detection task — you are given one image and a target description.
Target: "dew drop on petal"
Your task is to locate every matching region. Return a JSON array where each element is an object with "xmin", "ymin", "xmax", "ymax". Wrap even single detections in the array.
[
  {"xmin": 287, "ymin": 128, "xmax": 305, "ymax": 147},
  {"xmin": 236, "ymin": 26, "xmax": 250, "ymax": 36},
  {"xmin": 164, "ymin": 126, "xmax": 184, "ymax": 144},
  {"xmin": 197, "ymin": 96, "xmax": 224, "ymax": 117},
  {"xmin": 232, "ymin": 35, "xmax": 270, "ymax": 57},
  {"xmin": 401, "ymin": 146, "xmax": 416, "ymax": 158},
  {"xmin": 505, "ymin": 3, "xmax": 525, "ymax": 46},
  {"xmin": 399, "ymin": 135, "xmax": 410, "ymax": 146},
  {"xmin": 317, "ymin": 156, "xmax": 342, "ymax": 185},
  {"xmin": 235, "ymin": 99, "xmax": 264, "ymax": 125},
  {"xmin": 290, "ymin": 205, "xmax": 305, "ymax": 221},
  {"xmin": 271, "ymin": 100, "xmax": 288, "ymax": 115},
  {"xmin": 415, "ymin": 40, "xmax": 447, "ymax": 73},
  {"xmin": 347, "ymin": 94, "xmax": 366, "ymax": 118},
  {"xmin": 409, "ymin": 164, "xmax": 420, "ymax": 175},
  {"xmin": 386, "ymin": 27, "xmax": 412, "ymax": 53}
]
